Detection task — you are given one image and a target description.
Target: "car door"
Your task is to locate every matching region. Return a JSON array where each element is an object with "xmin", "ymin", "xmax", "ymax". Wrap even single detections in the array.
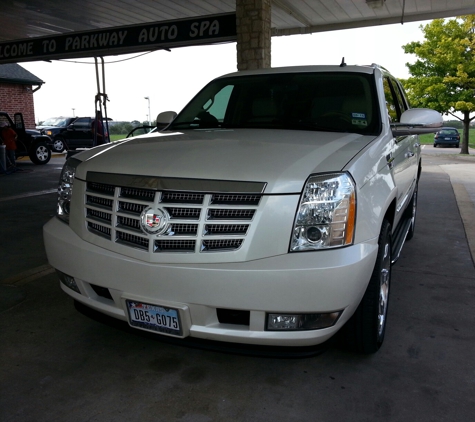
[
  {"xmin": 64, "ymin": 117, "xmax": 93, "ymax": 148},
  {"xmin": 383, "ymin": 77, "xmax": 419, "ymax": 224}
]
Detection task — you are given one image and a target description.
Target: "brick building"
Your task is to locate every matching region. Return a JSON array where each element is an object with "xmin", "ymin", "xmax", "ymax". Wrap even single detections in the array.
[{"xmin": 0, "ymin": 63, "xmax": 44, "ymax": 129}]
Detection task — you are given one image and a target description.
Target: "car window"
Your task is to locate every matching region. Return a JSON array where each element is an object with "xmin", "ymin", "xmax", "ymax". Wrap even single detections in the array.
[
  {"xmin": 170, "ymin": 72, "xmax": 381, "ymax": 135},
  {"xmin": 383, "ymin": 77, "xmax": 407, "ymax": 123},
  {"xmin": 439, "ymin": 129, "xmax": 458, "ymax": 135},
  {"xmin": 72, "ymin": 118, "xmax": 91, "ymax": 130}
]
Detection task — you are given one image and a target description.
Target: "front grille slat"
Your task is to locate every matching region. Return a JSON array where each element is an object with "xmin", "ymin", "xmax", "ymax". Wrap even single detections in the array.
[
  {"xmin": 204, "ymin": 224, "xmax": 249, "ymax": 235},
  {"xmin": 85, "ymin": 180, "xmax": 261, "ymax": 253},
  {"xmin": 201, "ymin": 239, "xmax": 244, "ymax": 251},
  {"xmin": 155, "ymin": 240, "xmax": 196, "ymax": 252},
  {"xmin": 208, "ymin": 209, "xmax": 255, "ymax": 220},
  {"xmin": 211, "ymin": 194, "xmax": 261, "ymax": 206},
  {"xmin": 117, "ymin": 231, "xmax": 149, "ymax": 250}
]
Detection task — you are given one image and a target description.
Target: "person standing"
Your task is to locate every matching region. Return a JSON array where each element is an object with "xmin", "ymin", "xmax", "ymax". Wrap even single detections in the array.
[{"xmin": 0, "ymin": 121, "xmax": 18, "ymax": 171}]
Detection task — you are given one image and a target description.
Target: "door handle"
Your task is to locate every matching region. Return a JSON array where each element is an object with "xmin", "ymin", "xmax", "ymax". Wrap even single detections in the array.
[{"xmin": 405, "ymin": 151, "xmax": 415, "ymax": 158}]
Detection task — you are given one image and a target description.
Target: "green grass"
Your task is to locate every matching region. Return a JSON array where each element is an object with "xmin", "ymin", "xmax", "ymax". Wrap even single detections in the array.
[
  {"xmin": 110, "ymin": 134, "xmax": 128, "ymax": 142},
  {"xmin": 418, "ymin": 128, "xmax": 475, "ymax": 149}
]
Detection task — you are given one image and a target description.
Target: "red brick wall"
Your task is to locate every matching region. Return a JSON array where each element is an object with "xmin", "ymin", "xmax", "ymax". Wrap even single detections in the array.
[{"xmin": 0, "ymin": 83, "xmax": 36, "ymax": 128}]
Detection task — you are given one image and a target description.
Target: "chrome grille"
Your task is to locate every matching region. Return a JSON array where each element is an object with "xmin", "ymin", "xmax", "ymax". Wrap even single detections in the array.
[
  {"xmin": 84, "ymin": 178, "xmax": 264, "ymax": 254},
  {"xmin": 211, "ymin": 194, "xmax": 261, "ymax": 205},
  {"xmin": 161, "ymin": 192, "xmax": 205, "ymax": 204},
  {"xmin": 208, "ymin": 209, "xmax": 255, "ymax": 220},
  {"xmin": 87, "ymin": 195, "xmax": 113, "ymax": 209},
  {"xmin": 204, "ymin": 224, "xmax": 249, "ymax": 235},
  {"xmin": 117, "ymin": 232, "xmax": 149, "ymax": 250},
  {"xmin": 202, "ymin": 239, "xmax": 244, "ymax": 251},
  {"xmin": 119, "ymin": 201, "xmax": 147, "ymax": 215},
  {"xmin": 120, "ymin": 186, "xmax": 155, "ymax": 200},
  {"xmin": 117, "ymin": 216, "xmax": 140, "ymax": 231},
  {"xmin": 88, "ymin": 222, "xmax": 111, "ymax": 239}
]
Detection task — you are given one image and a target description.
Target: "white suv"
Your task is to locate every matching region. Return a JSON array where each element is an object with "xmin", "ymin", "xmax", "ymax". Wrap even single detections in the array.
[{"xmin": 43, "ymin": 64, "xmax": 441, "ymax": 353}]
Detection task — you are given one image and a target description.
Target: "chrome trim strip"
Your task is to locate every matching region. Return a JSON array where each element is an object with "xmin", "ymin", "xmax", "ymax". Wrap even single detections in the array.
[{"xmin": 85, "ymin": 172, "xmax": 267, "ymax": 194}]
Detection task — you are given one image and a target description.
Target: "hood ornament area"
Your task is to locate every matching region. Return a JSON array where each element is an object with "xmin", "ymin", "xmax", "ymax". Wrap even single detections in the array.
[{"xmin": 140, "ymin": 207, "xmax": 169, "ymax": 235}]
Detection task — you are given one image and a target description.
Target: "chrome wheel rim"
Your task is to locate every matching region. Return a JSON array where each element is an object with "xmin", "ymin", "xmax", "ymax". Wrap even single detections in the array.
[
  {"xmin": 36, "ymin": 145, "xmax": 49, "ymax": 161},
  {"xmin": 378, "ymin": 242, "xmax": 391, "ymax": 338},
  {"xmin": 53, "ymin": 140, "xmax": 64, "ymax": 151}
]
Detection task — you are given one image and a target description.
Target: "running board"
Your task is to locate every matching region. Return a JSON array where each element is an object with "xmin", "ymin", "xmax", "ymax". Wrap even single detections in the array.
[{"xmin": 391, "ymin": 215, "xmax": 412, "ymax": 265}]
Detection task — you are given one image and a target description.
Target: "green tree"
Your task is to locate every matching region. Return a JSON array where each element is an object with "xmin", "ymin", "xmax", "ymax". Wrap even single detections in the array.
[{"xmin": 402, "ymin": 16, "xmax": 475, "ymax": 154}]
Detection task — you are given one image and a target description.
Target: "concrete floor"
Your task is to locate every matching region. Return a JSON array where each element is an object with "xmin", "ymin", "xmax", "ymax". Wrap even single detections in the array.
[{"xmin": 1, "ymin": 150, "xmax": 474, "ymax": 422}]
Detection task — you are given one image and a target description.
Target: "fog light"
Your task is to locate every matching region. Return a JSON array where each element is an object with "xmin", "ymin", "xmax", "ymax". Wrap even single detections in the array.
[
  {"xmin": 56, "ymin": 270, "xmax": 80, "ymax": 293},
  {"xmin": 267, "ymin": 312, "xmax": 341, "ymax": 331}
]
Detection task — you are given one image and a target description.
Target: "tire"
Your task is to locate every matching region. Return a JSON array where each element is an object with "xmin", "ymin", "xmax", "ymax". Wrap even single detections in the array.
[
  {"xmin": 52, "ymin": 137, "xmax": 65, "ymax": 153},
  {"xmin": 433, "ymin": 143, "xmax": 437, "ymax": 148},
  {"xmin": 29, "ymin": 141, "xmax": 51, "ymax": 165},
  {"xmin": 405, "ymin": 183, "xmax": 418, "ymax": 241},
  {"xmin": 340, "ymin": 220, "xmax": 392, "ymax": 354}
]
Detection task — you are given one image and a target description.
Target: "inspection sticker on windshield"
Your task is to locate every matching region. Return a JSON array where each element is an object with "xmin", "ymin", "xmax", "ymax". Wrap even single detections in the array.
[
  {"xmin": 126, "ymin": 300, "xmax": 182, "ymax": 336},
  {"xmin": 351, "ymin": 112, "xmax": 368, "ymax": 126}
]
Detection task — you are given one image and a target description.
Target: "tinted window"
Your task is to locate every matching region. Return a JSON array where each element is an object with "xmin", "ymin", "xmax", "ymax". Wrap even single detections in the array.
[{"xmin": 171, "ymin": 72, "xmax": 381, "ymax": 135}]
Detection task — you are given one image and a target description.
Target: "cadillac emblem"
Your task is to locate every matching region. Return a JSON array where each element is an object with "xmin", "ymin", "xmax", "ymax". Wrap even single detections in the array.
[{"xmin": 140, "ymin": 207, "xmax": 169, "ymax": 235}]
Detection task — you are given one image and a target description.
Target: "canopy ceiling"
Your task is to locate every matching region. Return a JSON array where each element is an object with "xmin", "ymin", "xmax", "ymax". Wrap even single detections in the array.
[{"xmin": 1, "ymin": 0, "xmax": 474, "ymax": 63}]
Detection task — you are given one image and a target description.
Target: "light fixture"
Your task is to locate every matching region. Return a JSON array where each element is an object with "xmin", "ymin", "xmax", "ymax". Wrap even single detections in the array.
[
  {"xmin": 144, "ymin": 96, "xmax": 151, "ymax": 127},
  {"xmin": 366, "ymin": 0, "xmax": 386, "ymax": 9}
]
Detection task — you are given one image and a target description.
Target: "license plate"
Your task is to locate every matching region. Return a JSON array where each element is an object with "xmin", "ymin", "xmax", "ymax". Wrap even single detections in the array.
[
  {"xmin": 445, "ymin": 137, "xmax": 452, "ymax": 140},
  {"xmin": 126, "ymin": 300, "xmax": 182, "ymax": 336}
]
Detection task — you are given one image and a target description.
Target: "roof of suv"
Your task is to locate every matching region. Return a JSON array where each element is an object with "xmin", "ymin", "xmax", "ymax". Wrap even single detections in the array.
[{"xmin": 218, "ymin": 64, "xmax": 378, "ymax": 79}]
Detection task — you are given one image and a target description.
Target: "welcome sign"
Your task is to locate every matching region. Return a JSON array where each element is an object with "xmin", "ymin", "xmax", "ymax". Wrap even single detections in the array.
[{"xmin": 0, "ymin": 13, "xmax": 236, "ymax": 64}]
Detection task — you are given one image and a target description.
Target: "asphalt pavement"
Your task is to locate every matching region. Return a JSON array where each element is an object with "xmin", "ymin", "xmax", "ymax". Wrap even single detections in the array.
[{"xmin": 1, "ymin": 148, "xmax": 474, "ymax": 422}]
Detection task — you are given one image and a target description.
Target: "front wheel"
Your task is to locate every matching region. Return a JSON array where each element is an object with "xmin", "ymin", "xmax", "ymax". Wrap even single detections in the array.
[
  {"xmin": 52, "ymin": 137, "xmax": 65, "ymax": 153},
  {"xmin": 340, "ymin": 220, "xmax": 392, "ymax": 354},
  {"xmin": 29, "ymin": 142, "xmax": 51, "ymax": 165}
]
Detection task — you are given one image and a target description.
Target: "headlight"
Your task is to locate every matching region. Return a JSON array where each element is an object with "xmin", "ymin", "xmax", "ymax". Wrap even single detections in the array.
[
  {"xmin": 290, "ymin": 172, "xmax": 356, "ymax": 251},
  {"xmin": 57, "ymin": 157, "xmax": 81, "ymax": 223},
  {"xmin": 45, "ymin": 130, "xmax": 53, "ymax": 136}
]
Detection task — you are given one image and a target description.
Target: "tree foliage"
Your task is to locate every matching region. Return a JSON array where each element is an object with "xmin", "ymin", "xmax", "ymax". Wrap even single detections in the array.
[{"xmin": 402, "ymin": 16, "xmax": 475, "ymax": 154}]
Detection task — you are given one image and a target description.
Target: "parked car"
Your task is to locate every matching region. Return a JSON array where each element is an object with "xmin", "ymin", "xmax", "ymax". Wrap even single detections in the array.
[
  {"xmin": 434, "ymin": 127, "xmax": 460, "ymax": 148},
  {"xmin": 44, "ymin": 64, "xmax": 442, "ymax": 354},
  {"xmin": 37, "ymin": 116, "xmax": 77, "ymax": 153},
  {"xmin": 60, "ymin": 116, "xmax": 110, "ymax": 150},
  {"xmin": 0, "ymin": 112, "xmax": 51, "ymax": 164}
]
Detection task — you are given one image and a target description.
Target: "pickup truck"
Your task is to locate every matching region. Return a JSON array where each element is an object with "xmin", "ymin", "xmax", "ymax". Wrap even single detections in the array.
[
  {"xmin": 0, "ymin": 112, "xmax": 51, "ymax": 164},
  {"xmin": 43, "ymin": 64, "xmax": 442, "ymax": 353}
]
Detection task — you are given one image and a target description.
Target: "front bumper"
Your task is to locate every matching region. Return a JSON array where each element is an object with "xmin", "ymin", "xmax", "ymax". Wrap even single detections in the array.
[{"xmin": 44, "ymin": 217, "xmax": 379, "ymax": 347}]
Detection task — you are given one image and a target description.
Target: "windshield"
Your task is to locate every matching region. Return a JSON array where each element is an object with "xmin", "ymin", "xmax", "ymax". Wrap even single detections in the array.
[
  {"xmin": 169, "ymin": 72, "xmax": 381, "ymax": 135},
  {"xmin": 41, "ymin": 118, "xmax": 69, "ymax": 127}
]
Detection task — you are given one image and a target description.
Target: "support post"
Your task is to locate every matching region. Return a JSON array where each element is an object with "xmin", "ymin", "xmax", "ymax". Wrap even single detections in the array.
[{"xmin": 236, "ymin": 0, "xmax": 272, "ymax": 71}]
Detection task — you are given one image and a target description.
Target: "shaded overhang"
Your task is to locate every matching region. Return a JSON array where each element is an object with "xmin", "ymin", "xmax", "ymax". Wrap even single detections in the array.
[{"xmin": 1, "ymin": 0, "xmax": 475, "ymax": 64}]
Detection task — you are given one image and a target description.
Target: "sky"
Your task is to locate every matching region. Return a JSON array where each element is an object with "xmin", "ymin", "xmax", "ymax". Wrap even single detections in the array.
[{"xmin": 21, "ymin": 20, "xmax": 430, "ymax": 124}]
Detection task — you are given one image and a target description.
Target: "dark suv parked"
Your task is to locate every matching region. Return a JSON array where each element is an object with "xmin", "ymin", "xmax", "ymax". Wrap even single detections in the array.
[
  {"xmin": 434, "ymin": 127, "xmax": 460, "ymax": 148},
  {"xmin": 0, "ymin": 112, "xmax": 51, "ymax": 164},
  {"xmin": 61, "ymin": 116, "xmax": 110, "ymax": 150},
  {"xmin": 37, "ymin": 116, "xmax": 77, "ymax": 153}
]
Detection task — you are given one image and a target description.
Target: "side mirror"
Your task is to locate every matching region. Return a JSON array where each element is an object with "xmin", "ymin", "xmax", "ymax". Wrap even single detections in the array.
[
  {"xmin": 156, "ymin": 111, "xmax": 177, "ymax": 128},
  {"xmin": 391, "ymin": 108, "xmax": 443, "ymax": 136}
]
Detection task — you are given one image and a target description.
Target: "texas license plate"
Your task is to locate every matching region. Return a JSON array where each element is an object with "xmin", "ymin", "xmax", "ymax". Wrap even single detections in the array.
[{"xmin": 126, "ymin": 300, "xmax": 182, "ymax": 336}]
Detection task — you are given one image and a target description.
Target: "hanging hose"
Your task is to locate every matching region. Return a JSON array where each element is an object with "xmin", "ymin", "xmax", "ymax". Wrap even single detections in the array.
[{"xmin": 93, "ymin": 57, "xmax": 110, "ymax": 146}]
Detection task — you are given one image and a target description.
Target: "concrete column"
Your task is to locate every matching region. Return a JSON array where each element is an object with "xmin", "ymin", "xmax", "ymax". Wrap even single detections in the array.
[{"xmin": 236, "ymin": 0, "xmax": 271, "ymax": 71}]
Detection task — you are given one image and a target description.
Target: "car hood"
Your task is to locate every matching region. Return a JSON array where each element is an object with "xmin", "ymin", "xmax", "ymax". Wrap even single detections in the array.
[{"xmin": 75, "ymin": 129, "xmax": 376, "ymax": 194}]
